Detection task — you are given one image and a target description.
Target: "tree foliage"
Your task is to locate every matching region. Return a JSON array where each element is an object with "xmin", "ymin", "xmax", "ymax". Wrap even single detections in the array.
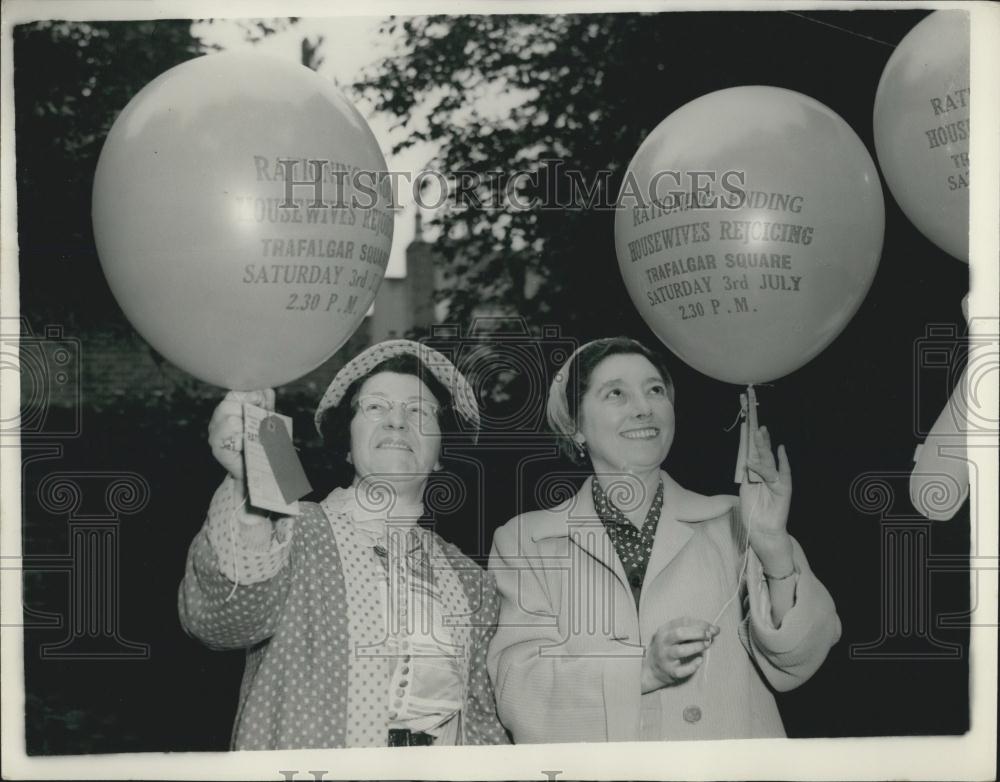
[
  {"xmin": 356, "ymin": 14, "xmax": 702, "ymax": 337},
  {"xmin": 13, "ymin": 19, "xmax": 297, "ymax": 330},
  {"xmin": 354, "ymin": 12, "xmax": 934, "ymax": 341}
]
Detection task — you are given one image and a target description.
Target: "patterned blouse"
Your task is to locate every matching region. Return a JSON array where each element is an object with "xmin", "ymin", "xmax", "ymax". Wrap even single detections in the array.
[
  {"xmin": 592, "ymin": 477, "xmax": 664, "ymax": 607},
  {"xmin": 178, "ymin": 479, "xmax": 510, "ymax": 750}
]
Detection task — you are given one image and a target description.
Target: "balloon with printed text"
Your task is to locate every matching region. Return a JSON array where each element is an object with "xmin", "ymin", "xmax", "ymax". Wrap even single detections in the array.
[
  {"xmin": 874, "ymin": 10, "xmax": 969, "ymax": 263},
  {"xmin": 614, "ymin": 86, "xmax": 884, "ymax": 386},
  {"xmin": 93, "ymin": 52, "xmax": 393, "ymax": 389}
]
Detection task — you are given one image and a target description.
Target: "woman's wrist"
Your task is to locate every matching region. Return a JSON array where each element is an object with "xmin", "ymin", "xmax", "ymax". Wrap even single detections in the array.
[
  {"xmin": 749, "ymin": 530, "xmax": 793, "ymax": 574},
  {"xmin": 640, "ymin": 665, "xmax": 663, "ymax": 694},
  {"xmin": 641, "ymin": 659, "xmax": 676, "ymax": 693},
  {"xmin": 224, "ymin": 475, "xmax": 271, "ymax": 526}
]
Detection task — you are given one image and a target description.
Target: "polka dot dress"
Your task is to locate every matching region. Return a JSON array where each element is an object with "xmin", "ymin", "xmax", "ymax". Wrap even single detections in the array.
[
  {"xmin": 178, "ymin": 480, "xmax": 510, "ymax": 749},
  {"xmin": 325, "ymin": 505, "xmax": 391, "ymax": 747},
  {"xmin": 591, "ymin": 478, "xmax": 664, "ymax": 608}
]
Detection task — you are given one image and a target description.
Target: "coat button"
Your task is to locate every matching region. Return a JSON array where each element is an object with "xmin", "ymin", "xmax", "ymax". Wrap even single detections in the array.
[
  {"xmin": 629, "ymin": 573, "xmax": 642, "ymax": 589},
  {"xmin": 683, "ymin": 705, "xmax": 702, "ymax": 724}
]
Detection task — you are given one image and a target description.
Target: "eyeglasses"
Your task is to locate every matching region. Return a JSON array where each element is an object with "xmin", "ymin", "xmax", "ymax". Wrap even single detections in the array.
[{"xmin": 354, "ymin": 395, "xmax": 440, "ymax": 425}]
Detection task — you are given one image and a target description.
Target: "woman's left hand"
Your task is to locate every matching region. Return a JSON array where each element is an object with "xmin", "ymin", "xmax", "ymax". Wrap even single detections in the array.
[{"xmin": 740, "ymin": 423, "xmax": 794, "ymax": 570}]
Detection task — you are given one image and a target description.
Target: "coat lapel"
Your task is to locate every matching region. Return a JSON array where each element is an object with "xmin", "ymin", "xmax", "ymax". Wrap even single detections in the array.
[
  {"xmin": 570, "ymin": 477, "xmax": 631, "ymax": 592},
  {"xmin": 642, "ymin": 486, "xmax": 694, "ymax": 594},
  {"xmin": 641, "ymin": 472, "xmax": 738, "ymax": 593},
  {"xmin": 531, "ymin": 476, "xmax": 630, "ymax": 592},
  {"xmin": 529, "ymin": 473, "xmax": 737, "ymax": 596}
]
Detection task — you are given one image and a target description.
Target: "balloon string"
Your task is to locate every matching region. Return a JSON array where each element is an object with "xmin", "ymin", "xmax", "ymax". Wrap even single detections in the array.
[
  {"xmin": 726, "ymin": 382, "xmax": 775, "ymax": 433},
  {"xmin": 723, "ymin": 402, "xmax": 744, "ymax": 433},
  {"xmin": 225, "ymin": 493, "xmax": 250, "ymax": 602},
  {"xmin": 784, "ymin": 11, "xmax": 896, "ymax": 49},
  {"xmin": 703, "ymin": 487, "xmax": 761, "ymax": 685}
]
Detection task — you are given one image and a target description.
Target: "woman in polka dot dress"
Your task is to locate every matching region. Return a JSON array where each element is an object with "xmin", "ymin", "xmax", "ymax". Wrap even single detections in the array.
[
  {"xmin": 487, "ymin": 337, "xmax": 840, "ymax": 743},
  {"xmin": 179, "ymin": 340, "xmax": 510, "ymax": 749}
]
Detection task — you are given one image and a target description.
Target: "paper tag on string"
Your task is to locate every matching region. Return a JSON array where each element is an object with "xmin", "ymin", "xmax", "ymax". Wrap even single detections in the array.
[
  {"xmin": 733, "ymin": 392, "xmax": 751, "ymax": 483},
  {"xmin": 259, "ymin": 414, "xmax": 312, "ymax": 503},
  {"xmin": 733, "ymin": 417, "xmax": 749, "ymax": 484},
  {"xmin": 734, "ymin": 388, "xmax": 763, "ymax": 485},
  {"xmin": 744, "ymin": 386, "xmax": 762, "ymax": 484},
  {"xmin": 243, "ymin": 404, "xmax": 311, "ymax": 515}
]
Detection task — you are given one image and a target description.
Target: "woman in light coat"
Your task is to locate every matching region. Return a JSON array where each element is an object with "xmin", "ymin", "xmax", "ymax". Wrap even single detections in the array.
[{"xmin": 487, "ymin": 337, "xmax": 840, "ymax": 742}]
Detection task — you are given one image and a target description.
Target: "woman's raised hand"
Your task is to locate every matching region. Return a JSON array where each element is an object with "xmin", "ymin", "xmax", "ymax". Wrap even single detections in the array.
[
  {"xmin": 740, "ymin": 385, "xmax": 792, "ymax": 542},
  {"xmin": 742, "ymin": 424, "xmax": 792, "ymax": 536},
  {"xmin": 641, "ymin": 617, "xmax": 720, "ymax": 692},
  {"xmin": 208, "ymin": 389, "xmax": 275, "ymax": 481},
  {"xmin": 740, "ymin": 387, "xmax": 795, "ymax": 580}
]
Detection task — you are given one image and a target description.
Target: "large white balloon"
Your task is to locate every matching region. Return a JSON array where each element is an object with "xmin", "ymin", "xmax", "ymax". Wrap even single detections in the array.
[
  {"xmin": 874, "ymin": 10, "xmax": 970, "ymax": 262},
  {"xmin": 93, "ymin": 53, "xmax": 394, "ymax": 389},
  {"xmin": 615, "ymin": 86, "xmax": 884, "ymax": 386}
]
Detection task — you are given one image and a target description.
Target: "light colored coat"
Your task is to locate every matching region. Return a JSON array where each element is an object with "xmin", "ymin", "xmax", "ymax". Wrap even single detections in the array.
[{"xmin": 487, "ymin": 472, "xmax": 841, "ymax": 743}]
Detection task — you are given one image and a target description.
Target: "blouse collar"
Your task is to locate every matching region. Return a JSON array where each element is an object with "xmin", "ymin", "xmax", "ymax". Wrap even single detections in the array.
[
  {"xmin": 592, "ymin": 476, "xmax": 664, "ymax": 534},
  {"xmin": 323, "ymin": 485, "xmax": 424, "ymax": 522},
  {"xmin": 322, "ymin": 486, "xmax": 427, "ymax": 550}
]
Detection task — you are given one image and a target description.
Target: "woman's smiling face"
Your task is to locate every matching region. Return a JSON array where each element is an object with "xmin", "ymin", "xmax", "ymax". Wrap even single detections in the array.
[
  {"xmin": 576, "ymin": 353, "xmax": 675, "ymax": 475},
  {"xmin": 348, "ymin": 371, "xmax": 442, "ymax": 485}
]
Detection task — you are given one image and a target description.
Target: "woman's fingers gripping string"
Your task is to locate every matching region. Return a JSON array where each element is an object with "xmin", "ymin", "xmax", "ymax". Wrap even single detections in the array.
[
  {"xmin": 670, "ymin": 639, "xmax": 712, "ymax": 659},
  {"xmin": 226, "ymin": 389, "xmax": 275, "ymax": 411}
]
